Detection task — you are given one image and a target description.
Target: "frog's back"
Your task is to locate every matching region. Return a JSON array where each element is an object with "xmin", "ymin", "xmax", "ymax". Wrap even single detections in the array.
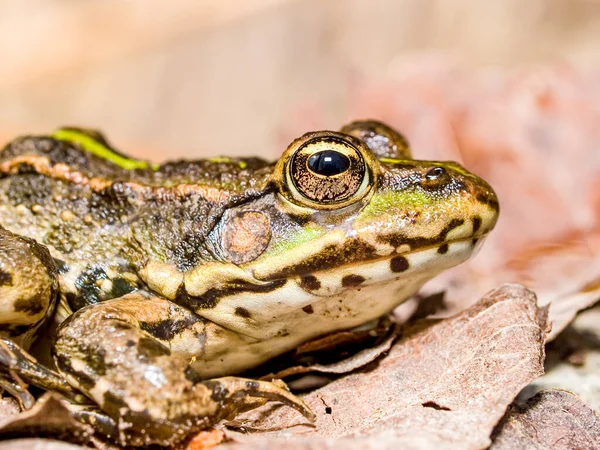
[{"xmin": 0, "ymin": 131, "xmax": 272, "ymax": 310}]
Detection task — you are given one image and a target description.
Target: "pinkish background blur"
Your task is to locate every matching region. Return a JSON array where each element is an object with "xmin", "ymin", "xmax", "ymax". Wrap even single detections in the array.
[{"xmin": 1, "ymin": 0, "xmax": 600, "ymax": 161}]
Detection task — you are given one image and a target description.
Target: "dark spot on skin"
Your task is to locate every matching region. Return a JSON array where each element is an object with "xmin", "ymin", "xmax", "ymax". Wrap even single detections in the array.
[
  {"xmin": 325, "ymin": 407, "xmax": 332, "ymax": 414},
  {"xmin": 140, "ymin": 315, "xmax": 202, "ymax": 341},
  {"xmin": 84, "ymin": 347, "xmax": 108, "ymax": 377},
  {"xmin": 102, "ymin": 390, "xmax": 129, "ymax": 411},
  {"xmin": 54, "ymin": 356, "xmax": 96, "ymax": 391},
  {"xmin": 54, "ymin": 259, "xmax": 69, "ymax": 274},
  {"xmin": 299, "ymin": 275, "xmax": 321, "ymax": 291},
  {"xmin": 437, "ymin": 243, "xmax": 449, "ymax": 254},
  {"xmin": 204, "ymin": 381, "xmax": 229, "ymax": 402},
  {"xmin": 110, "ymin": 278, "xmax": 137, "ymax": 298},
  {"xmin": 341, "ymin": 274, "xmax": 365, "ymax": 287},
  {"xmin": 137, "ymin": 337, "xmax": 170, "ymax": 358},
  {"xmin": 246, "ymin": 381, "xmax": 259, "ymax": 391},
  {"xmin": 176, "ymin": 279, "xmax": 287, "ymax": 310},
  {"xmin": 184, "ymin": 366, "xmax": 203, "ymax": 384},
  {"xmin": 472, "ymin": 216, "xmax": 482, "ymax": 234},
  {"xmin": 382, "ymin": 219, "xmax": 465, "ymax": 250},
  {"xmin": 302, "ymin": 305, "xmax": 314, "ymax": 314},
  {"xmin": 126, "ymin": 339, "xmax": 135, "ymax": 347},
  {"xmin": 67, "ymin": 265, "xmax": 106, "ymax": 311},
  {"xmin": 476, "ymin": 193, "xmax": 500, "ymax": 212},
  {"xmin": 234, "ymin": 307, "xmax": 252, "ymax": 319},
  {"xmin": 112, "ymin": 322, "xmax": 133, "ymax": 331},
  {"xmin": 0, "ymin": 270, "xmax": 12, "ymax": 287},
  {"xmin": 0, "ymin": 323, "xmax": 35, "ymax": 338},
  {"xmin": 390, "ymin": 256, "xmax": 409, "ymax": 273},
  {"xmin": 13, "ymin": 294, "xmax": 45, "ymax": 315},
  {"xmin": 422, "ymin": 401, "xmax": 451, "ymax": 411}
]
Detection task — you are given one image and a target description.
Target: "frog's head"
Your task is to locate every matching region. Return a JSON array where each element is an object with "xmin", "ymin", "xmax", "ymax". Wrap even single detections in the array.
[
  {"xmin": 243, "ymin": 120, "xmax": 499, "ymax": 285},
  {"xmin": 176, "ymin": 121, "xmax": 498, "ymax": 353}
]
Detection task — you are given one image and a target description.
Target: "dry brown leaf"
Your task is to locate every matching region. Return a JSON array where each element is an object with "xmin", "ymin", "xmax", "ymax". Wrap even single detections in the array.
[
  {"xmin": 0, "ymin": 439, "xmax": 85, "ymax": 450},
  {"xmin": 221, "ymin": 284, "xmax": 548, "ymax": 450},
  {"xmin": 522, "ymin": 305, "xmax": 600, "ymax": 411},
  {"xmin": 491, "ymin": 390, "xmax": 600, "ymax": 449},
  {"xmin": 0, "ymin": 398, "xmax": 20, "ymax": 419},
  {"xmin": 0, "ymin": 393, "xmax": 92, "ymax": 446},
  {"xmin": 259, "ymin": 323, "xmax": 398, "ymax": 380},
  {"xmin": 294, "ymin": 317, "xmax": 392, "ymax": 355}
]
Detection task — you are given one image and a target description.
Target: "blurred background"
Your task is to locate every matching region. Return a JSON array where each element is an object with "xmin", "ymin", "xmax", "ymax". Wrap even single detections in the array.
[{"xmin": 2, "ymin": 0, "xmax": 600, "ymax": 160}]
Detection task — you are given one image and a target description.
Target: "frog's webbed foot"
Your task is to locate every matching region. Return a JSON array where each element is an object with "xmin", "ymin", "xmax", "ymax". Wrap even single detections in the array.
[
  {"xmin": 0, "ymin": 338, "xmax": 87, "ymax": 407},
  {"xmin": 53, "ymin": 294, "xmax": 313, "ymax": 447},
  {"xmin": 66, "ymin": 377, "xmax": 314, "ymax": 447},
  {"xmin": 204, "ymin": 376, "xmax": 314, "ymax": 422}
]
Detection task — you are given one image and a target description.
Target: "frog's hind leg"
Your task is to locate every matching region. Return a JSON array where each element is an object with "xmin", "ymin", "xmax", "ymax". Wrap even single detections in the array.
[{"xmin": 53, "ymin": 294, "xmax": 313, "ymax": 447}]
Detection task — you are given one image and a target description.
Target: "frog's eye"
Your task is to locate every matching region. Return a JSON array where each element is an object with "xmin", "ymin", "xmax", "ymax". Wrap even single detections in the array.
[{"xmin": 283, "ymin": 134, "xmax": 373, "ymax": 209}]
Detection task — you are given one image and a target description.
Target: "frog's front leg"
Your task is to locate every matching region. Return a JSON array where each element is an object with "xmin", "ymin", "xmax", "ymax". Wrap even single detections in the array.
[
  {"xmin": 0, "ymin": 226, "xmax": 70, "ymax": 408},
  {"xmin": 0, "ymin": 227, "xmax": 58, "ymax": 349},
  {"xmin": 53, "ymin": 294, "xmax": 314, "ymax": 447}
]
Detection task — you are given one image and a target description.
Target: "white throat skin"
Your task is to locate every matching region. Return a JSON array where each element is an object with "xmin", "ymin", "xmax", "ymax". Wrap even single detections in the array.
[{"xmin": 189, "ymin": 237, "xmax": 483, "ymax": 378}]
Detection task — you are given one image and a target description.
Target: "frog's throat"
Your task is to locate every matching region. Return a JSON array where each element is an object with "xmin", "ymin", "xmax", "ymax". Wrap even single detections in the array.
[{"xmin": 192, "ymin": 232, "xmax": 487, "ymax": 342}]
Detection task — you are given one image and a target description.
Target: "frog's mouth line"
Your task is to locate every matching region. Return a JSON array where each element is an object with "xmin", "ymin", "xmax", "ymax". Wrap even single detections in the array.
[
  {"xmin": 346, "ymin": 232, "xmax": 489, "ymax": 277},
  {"xmin": 253, "ymin": 231, "xmax": 490, "ymax": 285},
  {"xmin": 194, "ymin": 232, "xmax": 490, "ymax": 345}
]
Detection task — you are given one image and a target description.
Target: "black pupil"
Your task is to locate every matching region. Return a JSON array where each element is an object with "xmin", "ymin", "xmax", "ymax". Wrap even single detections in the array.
[
  {"xmin": 307, "ymin": 151, "xmax": 350, "ymax": 176},
  {"xmin": 425, "ymin": 167, "xmax": 446, "ymax": 180}
]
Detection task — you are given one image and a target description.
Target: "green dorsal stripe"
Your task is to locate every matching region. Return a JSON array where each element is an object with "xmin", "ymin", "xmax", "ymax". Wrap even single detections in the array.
[{"xmin": 51, "ymin": 129, "xmax": 159, "ymax": 171}]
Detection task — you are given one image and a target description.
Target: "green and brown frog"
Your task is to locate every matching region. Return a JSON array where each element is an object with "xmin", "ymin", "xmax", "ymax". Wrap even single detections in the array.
[{"xmin": 0, "ymin": 120, "xmax": 499, "ymax": 446}]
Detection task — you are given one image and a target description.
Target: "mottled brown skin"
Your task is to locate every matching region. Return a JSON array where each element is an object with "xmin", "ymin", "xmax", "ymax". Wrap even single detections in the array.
[
  {"xmin": 341, "ymin": 119, "xmax": 412, "ymax": 160},
  {"xmin": 0, "ymin": 136, "xmax": 273, "ymax": 307},
  {"xmin": 0, "ymin": 121, "xmax": 499, "ymax": 446}
]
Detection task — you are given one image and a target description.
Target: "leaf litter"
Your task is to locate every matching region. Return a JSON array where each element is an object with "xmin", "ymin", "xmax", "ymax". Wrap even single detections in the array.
[{"xmin": 222, "ymin": 284, "xmax": 549, "ymax": 450}]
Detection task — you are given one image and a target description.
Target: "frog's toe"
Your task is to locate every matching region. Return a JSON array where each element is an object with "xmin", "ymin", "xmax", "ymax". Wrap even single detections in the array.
[
  {"xmin": 206, "ymin": 376, "xmax": 315, "ymax": 422},
  {"xmin": 0, "ymin": 338, "xmax": 86, "ymax": 406},
  {"xmin": 0, "ymin": 370, "xmax": 35, "ymax": 410}
]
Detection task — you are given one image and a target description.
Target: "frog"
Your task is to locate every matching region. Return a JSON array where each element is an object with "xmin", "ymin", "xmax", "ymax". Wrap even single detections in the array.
[{"xmin": 0, "ymin": 120, "xmax": 499, "ymax": 446}]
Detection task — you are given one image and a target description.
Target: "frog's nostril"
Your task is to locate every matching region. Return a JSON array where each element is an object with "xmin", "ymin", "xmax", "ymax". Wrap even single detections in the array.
[
  {"xmin": 425, "ymin": 167, "xmax": 446, "ymax": 181},
  {"xmin": 420, "ymin": 166, "xmax": 451, "ymax": 190}
]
